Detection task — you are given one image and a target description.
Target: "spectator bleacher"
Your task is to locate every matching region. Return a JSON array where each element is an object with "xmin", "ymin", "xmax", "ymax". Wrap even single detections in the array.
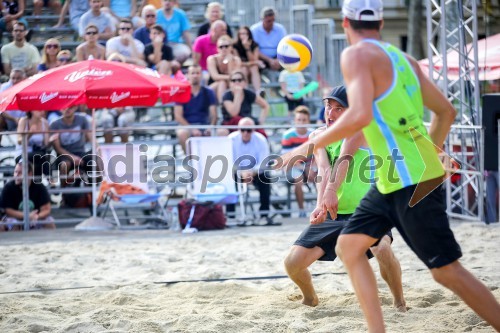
[{"xmin": 0, "ymin": 1, "xmax": 329, "ymax": 229}]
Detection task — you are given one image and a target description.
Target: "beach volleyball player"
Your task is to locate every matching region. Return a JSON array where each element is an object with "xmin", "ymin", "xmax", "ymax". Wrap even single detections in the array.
[
  {"xmin": 284, "ymin": 86, "xmax": 406, "ymax": 311},
  {"xmin": 278, "ymin": 0, "xmax": 500, "ymax": 331}
]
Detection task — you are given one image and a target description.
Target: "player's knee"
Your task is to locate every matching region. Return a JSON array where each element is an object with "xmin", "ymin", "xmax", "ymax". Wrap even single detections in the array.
[
  {"xmin": 430, "ymin": 262, "xmax": 461, "ymax": 287},
  {"xmin": 371, "ymin": 237, "xmax": 391, "ymax": 258},
  {"xmin": 284, "ymin": 252, "xmax": 299, "ymax": 274}
]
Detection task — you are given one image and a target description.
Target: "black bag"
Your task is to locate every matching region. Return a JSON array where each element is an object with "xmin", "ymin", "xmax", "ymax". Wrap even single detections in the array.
[{"xmin": 178, "ymin": 199, "xmax": 226, "ymax": 230}]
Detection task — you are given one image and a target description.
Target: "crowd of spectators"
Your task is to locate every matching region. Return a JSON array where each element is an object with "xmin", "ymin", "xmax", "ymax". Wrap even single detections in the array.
[{"xmin": 0, "ymin": 1, "xmax": 322, "ymax": 230}]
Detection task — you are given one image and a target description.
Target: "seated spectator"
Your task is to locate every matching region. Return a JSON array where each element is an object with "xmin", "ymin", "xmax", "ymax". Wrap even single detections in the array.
[
  {"xmin": 49, "ymin": 105, "xmax": 95, "ymax": 187},
  {"xmin": 281, "ymin": 106, "xmax": 316, "ymax": 218},
  {"xmin": 250, "ymin": 7, "xmax": 287, "ymax": 71},
  {"xmin": 197, "ymin": 2, "xmax": 232, "ymax": 38},
  {"xmin": 54, "ymin": 0, "xmax": 90, "ymax": 30},
  {"xmin": 279, "ymin": 68, "xmax": 306, "ymax": 116},
  {"xmin": 1, "ymin": 21, "xmax": 40, "ymax": 76},
  {"xmin": 79, "ymin": 0, "xmax": 115, "ymax": 44},
  {"xmin": 193, "ymin": 20, "xmax": 227, "ymax": 72},
  {"xmin": 37, "ymin": 39, "xmax": 61, "ymax": 73},
  {"xmin": 144, "ymin": 24, "xmax": 173, "ymax": 75},
  {"xmin": 0, "ymin": 69, "xmax": 26, "ymax": 145},
  {"xmin": 0, "ymin": 0, "xmax": 28, "ymax": 35},
  {"xmin": 76, "ymin": 24, "xmax": 106, "ymax": 61},
  {"xmin": 99, "ymin": 106, "xmax": 135, "ymax": 143},
  {"xmin": 233, "ymin": 26, "xmax": 264, "ymax": 94},
  {"xmin": 174, "ymin": 65, "xmax": 219, "ymax": 152},
  {"xmin": 101, "ymin": 0, "xmax": 142, "ymax": 28},
  {"xmin": 206, "ymin": 34, "xmax": 241, "ymax": 102},
  {"xmin": 0, "ymin": 159, "xmax": 55, "ymax": 232},
  {"xmin": 106, "ymin": 18, "xmax": 146, "ymax": 66},
  {"xmin": 133, "ymin": 4, "xmax": 157, "ymax": 45},
  {"xmin": 221, "ymin": 70, "xmax": 269, "ymax": 136},
  {"xmin": 33, "ymin": 0, "xmax": 61, "ymax": 16},
  {"xmin": 16, "ymin": 111, "xmax": 52, "ymax": 177},
  {"xmin": 156, "ymin": 0, "xmax": 192, "ymax": 64},
  {"xmin": 227, "ymin": 117, "xmax": 273, "ymax": 223}
]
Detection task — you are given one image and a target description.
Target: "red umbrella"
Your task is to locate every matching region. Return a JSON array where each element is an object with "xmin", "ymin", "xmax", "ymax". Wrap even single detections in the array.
[
  {"xmin": 0, "ymin": 59, "xmax": 191, "ymax": 111},
  {"xmin": 0, "ymin": 59, "xmax": 191, "ymax": 225}
]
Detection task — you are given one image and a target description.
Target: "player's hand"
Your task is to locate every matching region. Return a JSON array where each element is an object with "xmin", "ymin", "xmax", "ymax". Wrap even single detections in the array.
[
  {"xmin": 192, "ymin": 129, "xmax": 202, "ymax": 137},
  {"xmin": 310, "ymin": 206, "xmax": 326, "ymax": 224},
  {"xmin": 322, "ymin": 188, "xmax": 339, "ymax": 220},
  {"xmin": 274, "ymin": 142, "xmax": 315, "ymax": 170}
]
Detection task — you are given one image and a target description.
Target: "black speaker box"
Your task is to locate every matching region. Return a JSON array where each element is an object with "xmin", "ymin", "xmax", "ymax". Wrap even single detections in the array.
[{"xmin": 482, "ymin": 94, "xmax": 500, "ymax": 171}]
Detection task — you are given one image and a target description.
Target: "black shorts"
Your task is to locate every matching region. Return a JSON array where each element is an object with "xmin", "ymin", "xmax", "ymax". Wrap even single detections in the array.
[
  {"xmin": 341, "ymin": 182, "xmax": 462, "ymax": 269},
  {"xmin": 294, "ymin": 214, "xmax": 393, "ymax": 261}
]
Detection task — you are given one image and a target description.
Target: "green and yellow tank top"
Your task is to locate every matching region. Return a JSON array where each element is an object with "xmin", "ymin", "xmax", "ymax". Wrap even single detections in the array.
[
  {"xmin": 360, "ymin": 39, "xmax": 444, "ymax": 194},
  {"xmin": 325, "ymin": 140, "xmax": 373, "ymax": 214}
]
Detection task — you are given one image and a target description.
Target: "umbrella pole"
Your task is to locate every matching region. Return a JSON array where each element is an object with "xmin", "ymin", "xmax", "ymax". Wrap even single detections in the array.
[
  {"xmin": 92, "ymin": 108, "xmax": 97, "ymax": 218},
  {"xmin": 21, "ymin": 132, "xmax": 30, "ymax": 230}
]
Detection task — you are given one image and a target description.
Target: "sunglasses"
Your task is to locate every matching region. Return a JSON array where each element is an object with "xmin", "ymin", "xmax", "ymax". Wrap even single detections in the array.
[
  {"xmin": 58, "ymin": 57, "xmax": 71, "ymax": 62},
  {"xmin": 120, "ymin": 27, "xmax": 132, "ymax": 31},
  {"xmin": 230, "ymin": 78, "xmax": 244, "ymax": 83},
  {"xmin": 46, "ymin": 44, "xmax": 59, "ymax": 49},
  {"xmin": 86, "ymin": 31, "xmax": 98, "ymax": 35},
  {"xmin": 146, "ymin": 14, "xmax": 156, "ymax": 18},
  {"xmin": 240, "ymin": 128, "xmax": 253, "ymax": 133},
  {"xmin": 218, "ymin": 44, "xmax": 230, "ymax": 49}
]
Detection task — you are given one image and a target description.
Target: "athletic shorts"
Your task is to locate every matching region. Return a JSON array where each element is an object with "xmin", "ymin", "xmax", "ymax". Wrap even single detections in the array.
[
  {"xmin": 341, "ymin": 182, "xmax": 462, "ymax": 269},
  {"xmin": 293, "ymin": 214, "xmax": 393, "ymax": 261}
]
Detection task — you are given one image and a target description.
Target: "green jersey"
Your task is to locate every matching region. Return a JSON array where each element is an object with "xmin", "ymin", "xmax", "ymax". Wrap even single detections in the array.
[
  {"xmin": 325, "ymin": 139, "xmax": 372, "ymax": 214},
  {"xmin": 360, "ymin": 39, "xmax": 444, "ymax": 194}
]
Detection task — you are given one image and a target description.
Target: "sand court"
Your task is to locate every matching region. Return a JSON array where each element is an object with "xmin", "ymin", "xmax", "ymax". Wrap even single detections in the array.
[{"xmin": 0, "ymin": 220, "xmax": 499, "ymax": 332}]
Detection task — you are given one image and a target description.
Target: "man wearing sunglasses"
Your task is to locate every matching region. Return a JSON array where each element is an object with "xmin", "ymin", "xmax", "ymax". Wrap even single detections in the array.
[
  {"xmin": 79, "ymin": 0, "xmax": 115, "ymax": 43},
  {"xmin": 1, "ymin": 21, "xmax": 40, "ymax": 76},
  {"xmin": 133, "ymin": 5, "xmax": 158, "ymax": 46},
  {"xmin": 106, "ymin": 18, "xmax": 146, "ymax": 66},
  {"xmin": 228, "ymin": 117, "xmax": 274, "ymax": 225}
]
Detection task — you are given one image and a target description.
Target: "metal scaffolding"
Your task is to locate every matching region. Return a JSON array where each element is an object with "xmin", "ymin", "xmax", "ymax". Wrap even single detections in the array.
[{"xmin": 425, "ymin": 0, "xmax": 484, "ymax": 221}]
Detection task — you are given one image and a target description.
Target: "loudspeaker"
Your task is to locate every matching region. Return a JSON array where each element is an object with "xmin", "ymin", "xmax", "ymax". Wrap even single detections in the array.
[{"xmin": 482, "ymin": 94, "xmax": 500, "ymax": 171}]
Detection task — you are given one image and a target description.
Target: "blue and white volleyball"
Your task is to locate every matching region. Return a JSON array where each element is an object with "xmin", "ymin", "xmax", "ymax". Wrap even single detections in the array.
[{"xmin": 276, "ymin": 34, "xmax": 313, "ymax": 72}]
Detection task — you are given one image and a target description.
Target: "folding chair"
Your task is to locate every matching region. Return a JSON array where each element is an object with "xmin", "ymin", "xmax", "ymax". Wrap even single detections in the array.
[
  {"xmin": 98, "ymin": 144, "xmax": 172, "ymax": 228},
  {"xmin": 186, "ymin": 137, "xmax": 250, "ymax": 229}
]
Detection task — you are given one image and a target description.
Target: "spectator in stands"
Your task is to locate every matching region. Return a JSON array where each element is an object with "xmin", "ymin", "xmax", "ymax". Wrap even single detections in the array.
[
  {"xmin": 233, "ymin": 26, "xmax": 264, "ymax": 94},
  {"xmin": 79, "ymin": 0, "xmax": 115, "ymax": 44},
  {"xmin": 170, "ymin": 59, "xmax": 186, "ymax": 81},
  {"xmin": 16, "ymin": 111, "xmax": 51, "ymax": 176},
  {"xmin": 228, "ymin": 117, "xmax": 273, "ymax": 223},
  {"xmin": 49, "ymin": 105, "xmax": 93, "ymax": 187},
  {"xmin": 106, "ymin": 52, "xmax": 126, "ymax": 62},
  {"xmin": 0, "ymin": 68, "xmax": 26, "ymax": 145},
  {"xmin": 0, "ymin": 0, "xmax": 28, "ymax": 35},
  {"xmin": 197, "ymin": 2, "xmax": 232, "ymax": 38},
  {"xmin": 156, "ymin": 0, "xmax": 192, "ymax": 64},
  {"xmin": 206, "ymin": 34, "xmax": 241, "ymax": 102},
  {"xmin": 76, "ymin": 24, "xmax": 106, "ymax": 61},
  {"xmin": 193, "ymin": 20, "xmax": 227, "ymax": 72},
  {"xmin": 106, "ymin": 18, "xmax": 146, "ymax": 66},
  {"xmin": 138, "ymin": 0, "xmax": 161, "ymax": 12},
  {"xmin": 0, "ymin": 159, "xmax": 55, "ymax": 231},
  {"xmin": 99, "ymin": 106, "xmax": 135, "ymax": 143},
  {"xmin": 101, "ymin": 0, "xmax": 142, "ymax": 28},
  {"xmin": 279, "ymin": 68, "xmax": 306, "ymax": 116},
  {"xmin": 33, "ymin": 0, "xmax": 61, "ymax": 16},
  {"xmin": 144, "ymin": 24, "xmax": 173, "ymax": 74},
  {"xmin": 281, "ymin": 106, "xmax": 315, "ymax": 218},
  {"xmin": 221, "ymin": 69, "xmax": 269, "ymax": 136},
  {"xmin": 1, "ymin": 21, "xmax": 40, "ymax": 76},
  {"xmin": 54, "ymin": 0, "xmax": 90, "ymax": 31},
  {"xmin": 133, "ymin": 4, "xmax": 156, "ymax": 45},
  {"xmin": 57, "ymin": 50, "xmax": 73, "ymax": 65},
  {"xmin": 174, "ymin": 65, "xmax": 218, "ymax": 152},
  {"xmin": 37, "ymin": 38, "xmax": 61, "ymax": 73},
  {"xmin": 250, "ymin": 7, "xmax": 287, "ymax": 71}
]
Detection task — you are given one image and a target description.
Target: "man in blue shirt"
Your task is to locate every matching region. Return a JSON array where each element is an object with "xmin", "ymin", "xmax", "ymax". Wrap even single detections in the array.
[
  {"xmin": 250, "ymin": 7, "xmax": 287, "ymax": 71},
  {"xmin": 156, "ymin": 0, "xmax": 192, "ymax": 64},
  {"xmin": 174, "ymin": 65, "xmax": 218, "ymax": 153}
]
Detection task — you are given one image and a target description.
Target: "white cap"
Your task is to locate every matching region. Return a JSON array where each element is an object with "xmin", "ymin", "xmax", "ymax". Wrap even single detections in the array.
[{"xmin": 342, "ymin": 0, "xmax": 383, "ymax": 21}]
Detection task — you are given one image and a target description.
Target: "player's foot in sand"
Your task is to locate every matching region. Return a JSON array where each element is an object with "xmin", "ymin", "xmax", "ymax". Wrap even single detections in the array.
[
  {"xmin": 287, "ymin": 293, "xmax": 319, "ymax": 307},
  {"xmin": 394, "ymin": 300, "xmax": 408, "ymax": 312}
]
